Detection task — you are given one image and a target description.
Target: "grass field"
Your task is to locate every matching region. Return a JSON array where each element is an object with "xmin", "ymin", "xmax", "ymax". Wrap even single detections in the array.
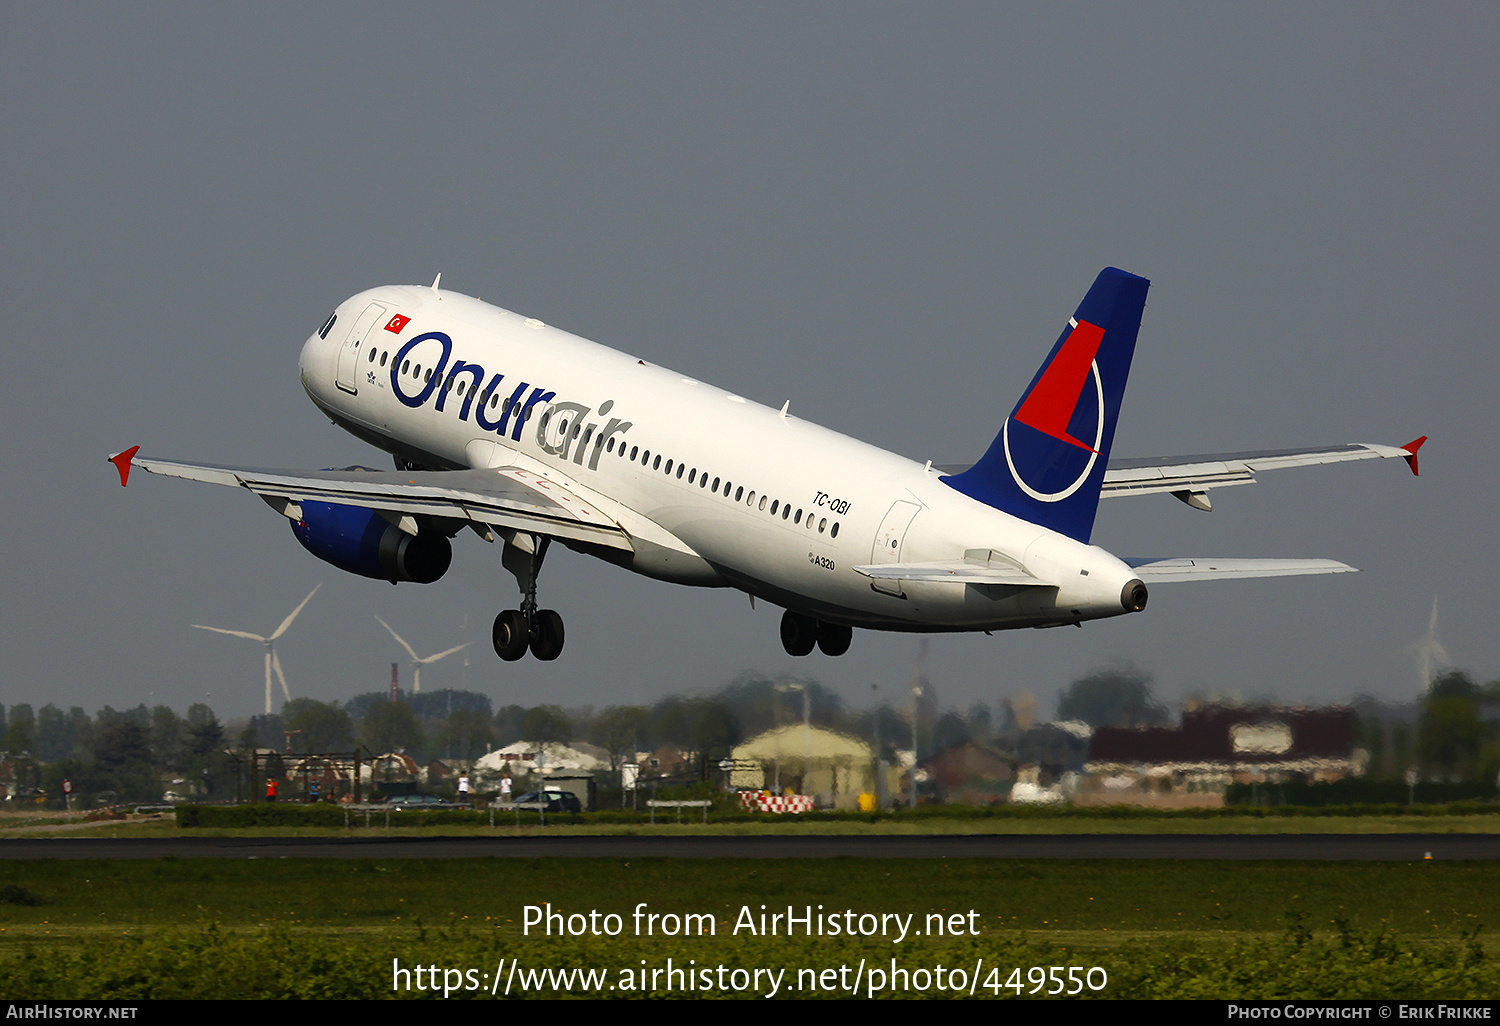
[
  {"xmin": 0, "ymin": 857, "xmax": 1494, "ymax": 998},
  {"xmin": 5, "ymin": 806, "xmax": 1500, "ymax": 837}
]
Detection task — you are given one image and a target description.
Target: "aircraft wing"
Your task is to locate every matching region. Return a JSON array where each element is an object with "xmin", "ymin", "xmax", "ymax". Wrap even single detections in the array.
[
  {"xmin": 1122, "ymin": 557, "xmax": 1356, "ymax": 581},
  {"xmin": 108, "ymin": 448, "xmax": 633, "ymax": 552}
]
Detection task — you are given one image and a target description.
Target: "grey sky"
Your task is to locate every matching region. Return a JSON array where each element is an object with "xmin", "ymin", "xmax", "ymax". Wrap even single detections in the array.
[{"xmin": 3, "ymin": 5, "xmax": 1495, "ymax": 720}]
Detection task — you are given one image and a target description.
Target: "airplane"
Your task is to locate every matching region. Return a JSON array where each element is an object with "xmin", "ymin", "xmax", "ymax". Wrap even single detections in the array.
[{"xmin": 108, "ymin": 267, "xmax": 1424, "ymax": 663}]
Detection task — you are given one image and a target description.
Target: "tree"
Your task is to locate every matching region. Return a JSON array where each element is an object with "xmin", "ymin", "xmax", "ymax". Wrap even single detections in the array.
[
  {"xmin": 1419, "ymin": 671, "xmax": 1485, "ymax": 780},
  {"xmin": 4, "ymin": 703, "xmax": 35, "ymax": 755},
  {"xmin": 435, "ymin": 708, "xmax": 493, "ymax": 763},
  {"xmin": 281, "ymin": 699, "xmax": 355, "ymax": 752},
  {"xmin": 183, "ymin": 707, "xmax": 231, "ymax": 800},
  {"xmin": 91, "ymin": 715, "xmax": 159, "ymax": 803},
  {"xmin": 493, "ymin": 704, "xmax": 528, "ymax": 745},
  {"xmin": 593, "ymin": 706, "xmax": 648, "ymax": 770},
  {"xmin": 521, "ymin": 705, "xmax": 574, "ymax": 753},
  {"xmin": 36, "ymin": 704, "xmax": 85, "ymax": 763},
  {"xmin": 151, "ymin": 705, "xmax": 184, "ymax": 773},
  {"xmin": 243, "ymin": 714, "xmax": 285, "ymax": 751},
  {"xmin": 1056, "ymin": 669, "xmax": 1166, "ymax": 728},
  {"xmin": 360, "ymin": 701, "xmax": 424, "ymax": 755},
  {"xmin": 409, "ymin": 689, "xmax": 492, "ymax": 720}
]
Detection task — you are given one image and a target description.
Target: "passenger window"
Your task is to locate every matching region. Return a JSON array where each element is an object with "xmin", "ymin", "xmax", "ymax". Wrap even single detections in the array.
[
  {"xmin": 794, "ymin": 509, "xmax": 802, "ymax": 524},
  {"xmin": 831, "ymin": 522, "xmax": 839, "ymax": 538},
  {"xmin": 676, "ymin": 464, "xmax": 685, "ymax": 479},
  {"xmin": 380, "ymin": 352, "xmax": 388, "ymax": 367},
  {"xmin": 367, "ymin": 348, "xmax": 376, "ymax": 362},
  {"xmin": 735, "ymin": 486, "xmax": 743, "ymax": 502},
  {"xmin": 665, "ymin": 459, "xmax": 673, "ymax": 475},
  {"xmin": 818, "ymin": 518, "xmax": 826, "ymax": 533},
  {"xmin": 770, "ymin": 500, "xmax": 779, "ymax": 515}
]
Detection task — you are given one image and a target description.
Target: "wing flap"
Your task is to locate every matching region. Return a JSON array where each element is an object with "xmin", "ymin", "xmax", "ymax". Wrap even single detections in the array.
[
  {"xmin": 1123, "ymin": 557, "xmax": 1356, "ymax": 581},
  {"xmin": 127, "ymin": 455, "xmax": 634, "ymax": 552}
]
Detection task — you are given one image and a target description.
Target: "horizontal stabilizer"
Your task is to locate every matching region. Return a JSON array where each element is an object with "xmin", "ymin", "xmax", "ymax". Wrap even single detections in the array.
[
  {"xmin": 1123, "ymin": 557, "xmax": 1356, "ymax": 582},
  {"xmin": 936, "ymin": 439, "xmax": 1424, "ymax": 507},
  {"xmin": 1101, "ymin": 442, "xmax": 1421, "ymax": 500}
]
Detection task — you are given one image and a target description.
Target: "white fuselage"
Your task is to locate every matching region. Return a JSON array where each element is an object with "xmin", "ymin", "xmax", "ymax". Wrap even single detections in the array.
[{"xmin": 298, "ymin": 285, "xmax": 1141, "ymax": 633}]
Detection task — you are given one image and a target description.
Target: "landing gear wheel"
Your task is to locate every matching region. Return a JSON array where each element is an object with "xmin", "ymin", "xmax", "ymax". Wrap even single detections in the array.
[
  {"xmin": 529, "ymin": 608, "xmax": 565, "ymax": 661},
  {"xmin": 492, "ymin": 609, "xmax": 528, "ymax": 661},
  {"xmin": 780, "ymin": 610, "xmax": 817, "ymax": 657},
  {"xmin": 815, "ymin": 621, "xmax": 852, "ymax": 657}
]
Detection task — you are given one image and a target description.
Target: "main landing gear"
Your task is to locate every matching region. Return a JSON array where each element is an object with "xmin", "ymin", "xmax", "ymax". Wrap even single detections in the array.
[
  {"xmin": 492, "ymin": 534, "xmax": 566, "ymax": 662},
  {"xmin": 780, "ymin": 609, "xmax": 852, "ymax": 657}
]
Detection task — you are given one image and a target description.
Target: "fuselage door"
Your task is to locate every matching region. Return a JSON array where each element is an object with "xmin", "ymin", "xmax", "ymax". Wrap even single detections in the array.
[
  {"xmin": 334, "ymin": 302, "xmax": 389, "ymax": 395},
  {"xmin": 869, "ymin": 500, "xmax": 921, "ymax": 596}
]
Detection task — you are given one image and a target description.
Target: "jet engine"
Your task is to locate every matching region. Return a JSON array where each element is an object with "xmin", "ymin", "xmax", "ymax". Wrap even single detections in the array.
[{"xmin": 290, "ymin": 501, "xmax": 452, "ymax": 584}]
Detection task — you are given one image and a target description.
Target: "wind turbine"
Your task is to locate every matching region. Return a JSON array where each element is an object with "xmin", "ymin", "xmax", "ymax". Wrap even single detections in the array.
[
  {"xmin": 194, "ymin": 585, "xmax": 321, "ymax": 714},
  {"xmin": 1407, "ymin": 596, "xmax": 1450, "ymax": 693},
  {"xmin": 375, "ymin": 616, "xmax": 472, "ymax": 694}
]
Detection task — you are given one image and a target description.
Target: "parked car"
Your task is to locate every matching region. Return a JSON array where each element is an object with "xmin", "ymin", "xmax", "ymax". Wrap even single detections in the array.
[
  {"xmin": 510, "ymin": 789, "xmax": 582, "ymax": 814},
  {"xmin": 384, "ymin": 794, "xmax": 459, "ymax": 810}
]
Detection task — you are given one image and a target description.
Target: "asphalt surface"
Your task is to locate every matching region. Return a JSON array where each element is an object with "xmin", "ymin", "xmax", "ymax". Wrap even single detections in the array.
[{"xmin": 2, "ymin": 833, "xmax": 1497, "ymax": 860}]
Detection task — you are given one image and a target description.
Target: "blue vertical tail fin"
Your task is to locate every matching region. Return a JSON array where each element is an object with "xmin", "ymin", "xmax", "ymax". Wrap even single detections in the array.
[{"xmin": 942, "ymin": 267, "xmax": 1150, "ymax": 543}]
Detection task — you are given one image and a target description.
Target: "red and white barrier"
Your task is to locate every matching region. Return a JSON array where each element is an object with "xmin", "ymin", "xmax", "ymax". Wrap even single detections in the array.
[{"xmin": 737, "ymin": 791, "xmax": 815, "ymax": 813}]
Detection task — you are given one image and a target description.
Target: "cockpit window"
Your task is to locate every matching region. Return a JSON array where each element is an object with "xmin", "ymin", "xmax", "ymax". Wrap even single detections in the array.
[{"xmin": 318, "ymin": 313, "xmax": 338, "ymax": 339}]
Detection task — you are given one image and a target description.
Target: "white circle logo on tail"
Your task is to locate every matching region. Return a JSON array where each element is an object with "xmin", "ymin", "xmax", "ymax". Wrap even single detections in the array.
[{"xmin": 1002, "ymin": 359, "xmax": 1104, "ymax": 502}]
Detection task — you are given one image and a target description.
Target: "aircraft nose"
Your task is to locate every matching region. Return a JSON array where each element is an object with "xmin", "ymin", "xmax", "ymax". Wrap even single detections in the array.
[
  {"xmin": 299, "ymin": 323, "xmax": 334, "ymax": 388},
  {"xmin": 298, "ymin": 333, "xmax": 318, "ymax": 385}
]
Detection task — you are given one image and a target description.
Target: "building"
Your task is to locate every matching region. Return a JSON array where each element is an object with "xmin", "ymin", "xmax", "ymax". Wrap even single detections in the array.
[
  {"xmin": 1084, "ymin": 704, "xmax": 1360, "ymax": 804},
  {"xmin": 918, "ymin": 742, "xmax": 1016, "ymax": 805},
  {"xmin": 730, "ymin": 725, "xmax": 893, "ymax": 809}
]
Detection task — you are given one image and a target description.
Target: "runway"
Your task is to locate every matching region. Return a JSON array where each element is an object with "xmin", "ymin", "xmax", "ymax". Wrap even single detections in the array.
[{"xmin": 2, "ymin": 833, "xmax": 1497, "ymax": 860}]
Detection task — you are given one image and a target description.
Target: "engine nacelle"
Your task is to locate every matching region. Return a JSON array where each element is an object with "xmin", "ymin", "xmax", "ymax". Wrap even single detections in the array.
[{"xmin": 290, "ymin": 501, "xmax": 452, "ymax": 584}]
